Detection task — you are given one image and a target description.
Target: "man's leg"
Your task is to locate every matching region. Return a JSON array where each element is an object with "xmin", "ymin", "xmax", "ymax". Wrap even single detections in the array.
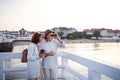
[{"xmin": 50, "ymin": 68, "xmax": 58, "ymax": 80}]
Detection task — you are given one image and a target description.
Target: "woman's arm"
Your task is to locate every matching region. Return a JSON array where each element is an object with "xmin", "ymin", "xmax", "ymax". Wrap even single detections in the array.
[
  {"xmin": 27, "ymin": 44, "xmax": 37, "ymax": 61},
  {"xmin": 54, "ymin": 34, "xmax": 65, "ymax": 48}
]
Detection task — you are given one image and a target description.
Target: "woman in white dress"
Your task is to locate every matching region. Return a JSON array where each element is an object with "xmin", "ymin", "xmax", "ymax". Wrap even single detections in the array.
[
  {"xmin": 27, "ymin": 33, "xmax": 44, "ymax": 80},
  {"xmin": 39, "ymin": 29, "xmax": 65, "ymax": 80}
]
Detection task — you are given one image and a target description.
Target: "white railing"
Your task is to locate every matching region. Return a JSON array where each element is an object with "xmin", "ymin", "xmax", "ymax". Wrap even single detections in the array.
[{"xmin": 0, "ymin": 52, "xmax": 120, "ymax": 80}]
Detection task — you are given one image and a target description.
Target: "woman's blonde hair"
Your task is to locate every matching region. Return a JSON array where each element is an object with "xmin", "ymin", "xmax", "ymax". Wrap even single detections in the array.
[{"xmin": 44, "ymin": 29, "xmax": 52, "ymax": 41}]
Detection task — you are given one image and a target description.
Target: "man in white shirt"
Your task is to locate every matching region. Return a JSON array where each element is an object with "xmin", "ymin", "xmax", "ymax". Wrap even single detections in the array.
[{"xmin": 39, "ymin": 29, "xmax": 65, "ymax": 80}]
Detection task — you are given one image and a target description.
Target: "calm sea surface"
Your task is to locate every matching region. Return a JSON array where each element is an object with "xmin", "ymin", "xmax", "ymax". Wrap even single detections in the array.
[
  {"xmin": 60, "ymin": 43, "xmax": 120, "ymax": 66},
  {"xmin": 12, "ymin": 42, "xmax": 120, "ymax": 66},
  {"xmin": 6, "ymin": 42, "xmax": 120, "ymax": 80}
]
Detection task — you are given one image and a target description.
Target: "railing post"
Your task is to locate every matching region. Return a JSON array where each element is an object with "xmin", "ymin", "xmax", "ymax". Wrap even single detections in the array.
[
  {"xmin": 88, "ymin": 69, "xmax": 101, "ymax": 80},
  {"xmin": 0, "ymin": 59, "xmax": 5, "ymax": 80},
  {"xmin": 61, "ymin": 55, "xmax": 69, "ymax": 80}
]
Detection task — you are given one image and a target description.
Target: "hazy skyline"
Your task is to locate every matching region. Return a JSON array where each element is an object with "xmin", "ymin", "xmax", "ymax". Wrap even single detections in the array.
[{"xmin": 0, "ymin": 0, "xmax": 120, "ymax": 31}]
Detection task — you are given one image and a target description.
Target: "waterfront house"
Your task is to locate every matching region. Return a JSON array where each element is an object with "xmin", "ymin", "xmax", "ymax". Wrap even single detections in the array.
[
  {"xmin": 84, "ymin": 28, "xmax": 120, "ymax": 39},
  {"xmin": 52, "ymin": 27, "xmax": 77, "ymax": 38}
]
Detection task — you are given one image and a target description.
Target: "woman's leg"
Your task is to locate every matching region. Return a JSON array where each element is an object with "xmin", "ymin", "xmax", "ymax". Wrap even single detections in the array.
[
  {"xmin": 43, "ymin": 69, "xmax": 50, "ymax": 80},
  {"xmin": 40, "ymin": 60, "xmax": 44, "ymax": 80},
  {"xmin": 40, "ymin": 68, "xmax": 44, "ymax": 80}
]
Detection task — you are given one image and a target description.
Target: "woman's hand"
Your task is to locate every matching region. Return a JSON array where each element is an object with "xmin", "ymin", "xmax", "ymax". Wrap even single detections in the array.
[
  {"xmin": 54, "ymin": 34, "xmax": 63, "ymax": 43},
  {"xmin": 39, "ymin": 53, "xmax": 45, "ymax": 58}
]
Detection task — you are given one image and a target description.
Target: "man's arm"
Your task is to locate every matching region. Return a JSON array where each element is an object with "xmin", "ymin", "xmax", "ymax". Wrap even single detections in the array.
[{"xmin": 45, "ymin": 51, "xmax": 55, "ymax": 57}]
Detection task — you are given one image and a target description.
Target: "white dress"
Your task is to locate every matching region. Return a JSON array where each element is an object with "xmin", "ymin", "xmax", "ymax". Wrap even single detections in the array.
[
  {"xmin": 27, "ymin": 43, "xmax": 40, "ymax": 79},
  {"xmin": 39, "ymin": 39, "xmax": 65, "ymax": 69}
]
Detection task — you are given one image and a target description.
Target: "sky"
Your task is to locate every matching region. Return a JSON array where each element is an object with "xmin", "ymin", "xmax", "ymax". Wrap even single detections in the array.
[{"xmin": 0, "ymin": 0, "xmax": 120, "ymax": 31}]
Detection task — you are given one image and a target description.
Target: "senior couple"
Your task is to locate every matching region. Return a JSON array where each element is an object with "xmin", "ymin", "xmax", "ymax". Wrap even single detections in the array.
[{"xmin": 27, "ymin": 29, "xmax": 65, "ymax": 80}]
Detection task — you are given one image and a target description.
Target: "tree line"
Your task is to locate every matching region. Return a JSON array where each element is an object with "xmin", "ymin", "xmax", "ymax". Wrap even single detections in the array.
[{"xmin": 58, "ymin": 29, "xmax": 101, "ymax": 40}]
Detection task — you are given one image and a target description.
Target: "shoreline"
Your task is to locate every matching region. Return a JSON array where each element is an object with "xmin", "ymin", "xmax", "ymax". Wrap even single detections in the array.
[
  {"xmin": 64, "ymin": 39, "xmax": 120, "ymax": 44},
  {"xmin": 0, "ymin": 39, "xmax": 119, "ymax": 52}
]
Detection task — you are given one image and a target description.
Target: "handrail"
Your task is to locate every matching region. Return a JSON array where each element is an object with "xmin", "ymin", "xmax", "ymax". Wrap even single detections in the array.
[
  {"xmin": 58, "ymin": 52, "xmax": 120, "ymax": 80},
  {"xmin": 0, "ymin": 52, "xmax": 120, "ymax": 80}
]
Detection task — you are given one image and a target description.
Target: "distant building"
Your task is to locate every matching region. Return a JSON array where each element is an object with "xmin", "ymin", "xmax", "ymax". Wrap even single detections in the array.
[
  {"xmin": 52, "ymin": 27, "xmax": 77, "ymax": 38},
  {"xmin": 9, "ymin": 31, "xmax": 19, "ymax": 37},
  {"xmin": 0, "ymin": 28, "xmax": 46, "ymax": 41},
  {"xmin": 100, "ymin": 28, "xmax": 120, "ymax": 37},
  {"xmin": 19, "ymin": 28, "xmax": 27, "ymax": 37},
  {"xmin": 0, "ymin": 31, "xmax": 4, "ymax": 35},
  {"xmin": 83, "ymin": 28, "xmax": 120, "ymax": 39},
  {"xmin": 83, "ymin": 29, "xmax": 95, "ymax": 35}
]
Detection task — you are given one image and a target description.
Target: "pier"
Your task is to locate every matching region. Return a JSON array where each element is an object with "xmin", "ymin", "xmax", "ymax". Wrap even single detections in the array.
[
  {"xmin": 0, "ymin": 39, "xmax": 30, "ymax": 52},
  {"xmin": 0, "ymin": 52, "xmax": 120, "ymax": 80}
]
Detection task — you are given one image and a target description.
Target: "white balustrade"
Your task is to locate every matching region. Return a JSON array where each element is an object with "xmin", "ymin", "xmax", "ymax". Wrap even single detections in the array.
[{"xmin": 0, "ymin": 52, "xmax": 120, "ymax": 80}]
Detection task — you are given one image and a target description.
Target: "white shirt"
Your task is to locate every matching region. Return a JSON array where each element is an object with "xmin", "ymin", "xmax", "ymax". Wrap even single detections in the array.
[{"xmin": 39, "ymin": 39, "xmax": 65, "ymax": 69}]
